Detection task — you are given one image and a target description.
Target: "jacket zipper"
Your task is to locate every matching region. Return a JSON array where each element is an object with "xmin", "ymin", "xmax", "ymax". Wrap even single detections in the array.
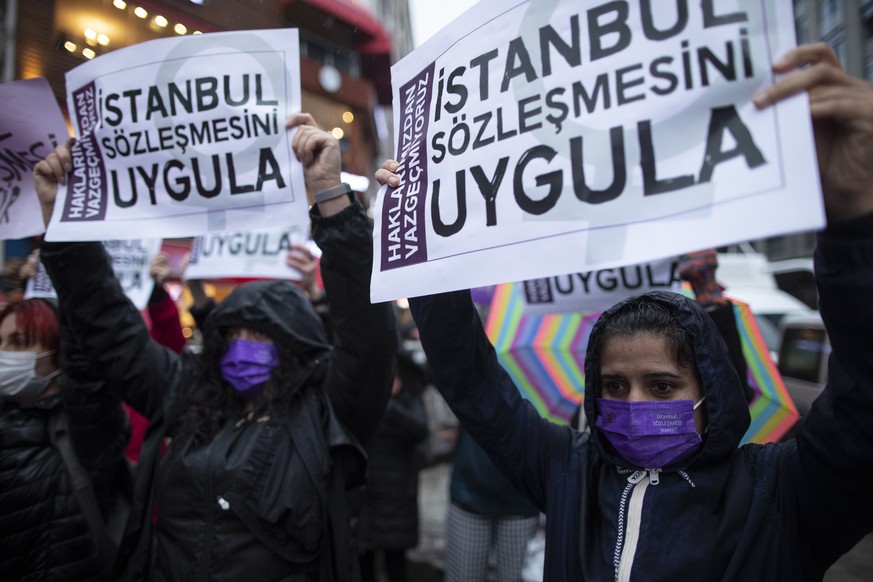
[{"xmin": 613, "ymin": 470, "xmax": 657, "ymax": 582}]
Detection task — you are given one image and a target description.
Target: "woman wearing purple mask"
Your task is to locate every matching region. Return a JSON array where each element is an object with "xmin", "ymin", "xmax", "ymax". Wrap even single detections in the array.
[
  {"xmin": 377, "ymin": 44, "xmax": 873, "ymax": 581},
  {"xmin": 32, "ymin": 113, "xmax": 397, "ymax": 581}
]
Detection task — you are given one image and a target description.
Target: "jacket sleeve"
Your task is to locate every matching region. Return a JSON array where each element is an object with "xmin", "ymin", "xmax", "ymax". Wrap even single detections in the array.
[
  {"xmin": 785, "ymin": 211, "xmax": 873, "ymax": 566},
  {"xmin": 40, "ymin": 241, "xmax": 186, "ymax": 421},
  {"xmin": 409, "ymin": 290, "xmax": 576, "ymax": 512},
  {"xmin": 310, "ymin": 202, "xmax": 397, "ymax": 445},
  {"xmin": 59, "ymin": 309, "xmax": 131, "ymax": 514},
  {"xmin": 147, "ymin": 286, "xmax": 186, "ymax": 354}
]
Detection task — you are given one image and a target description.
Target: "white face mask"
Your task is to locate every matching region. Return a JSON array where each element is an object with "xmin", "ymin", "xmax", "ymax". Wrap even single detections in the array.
[{"xmin": 0, "ymin": 350, "xmax": 60, "ymax": 405}]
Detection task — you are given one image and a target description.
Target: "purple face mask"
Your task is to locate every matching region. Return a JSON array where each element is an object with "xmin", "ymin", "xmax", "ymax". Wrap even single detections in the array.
[
  {"xmin": 220, "ymin": 338, "xmax": 279, "ymax": 397},
  {"xmin": 595, "ymin": 397, "xmax": 705, "ymax": 469}
]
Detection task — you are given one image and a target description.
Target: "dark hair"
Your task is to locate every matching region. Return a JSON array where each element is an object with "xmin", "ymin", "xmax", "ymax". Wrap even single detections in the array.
[
  {"xmin": 591, "ymin": 297, "xmax": 695, "ymax": 374},
  {"xmin": 173, "ymin": 326, "xmax": 326, "ymax": 446}
]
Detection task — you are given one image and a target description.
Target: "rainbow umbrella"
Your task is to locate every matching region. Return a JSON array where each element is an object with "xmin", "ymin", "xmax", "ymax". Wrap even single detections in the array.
[
  {"xmin": 485, "ymin": 282, "xmax": 799, "ymax": 440},
  {"xmin": 485, "ymin": 282, "xmax": 597, "ymax": 424},
  {"xmin": 729, "ymin": 299, "xmax": 799, "ymax": 444}
]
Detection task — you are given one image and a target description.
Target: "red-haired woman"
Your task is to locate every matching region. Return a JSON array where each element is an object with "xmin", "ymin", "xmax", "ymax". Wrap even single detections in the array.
[{"xmin": 0, "ymin": 298, "xmax": 130, "ymax": 580}]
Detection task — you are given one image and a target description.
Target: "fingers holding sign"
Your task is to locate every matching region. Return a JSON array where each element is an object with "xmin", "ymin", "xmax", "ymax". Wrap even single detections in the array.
[
  {"xmin": 755, "ymin": 43, "xmax": 873, "ymax": 221},
  {"xmin": 32, "ymin": 138, "xmax": 75, "ymax": 227},
  {"xmin": 375, "ymin": 159, "xmax": 401, "ymax": 188}
]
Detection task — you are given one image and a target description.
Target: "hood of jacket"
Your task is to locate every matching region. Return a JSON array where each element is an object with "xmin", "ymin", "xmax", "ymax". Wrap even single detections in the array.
[
  {"xmin": 208, "ymin": 280, "xmax": 331, "ymax": 356},
  {"xmin": 583, "ymin": 291, "xmax": 750, "ymax": 471}
]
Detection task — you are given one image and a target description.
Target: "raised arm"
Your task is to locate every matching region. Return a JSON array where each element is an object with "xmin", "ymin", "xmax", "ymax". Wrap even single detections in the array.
[
  {"xmin": 373, "ymin": 159, "xmax": 575, "ymax": 508},
  {"xmin": 288, "ymin": 114, "xmax": 397, "ymax": 444},
  {"xmin": 755, "ymin": 42, "xmax": 873, "ymax": 563},
  {"xmin": 33, "ymin": 142, "xmax": 185, "ymax": 419},
  {"xmin": 147, "ymin": 252, "xmax": 186, "ymax": 354}
]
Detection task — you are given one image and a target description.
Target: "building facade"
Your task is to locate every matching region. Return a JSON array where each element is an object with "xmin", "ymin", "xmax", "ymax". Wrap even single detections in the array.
[
  {"xmin": 0, "ymin": 0, "xmax": 392, "ymax": 301},
  {"xmin": 760, "ymin": 0, "xmax": 873, "ymax": 261}
]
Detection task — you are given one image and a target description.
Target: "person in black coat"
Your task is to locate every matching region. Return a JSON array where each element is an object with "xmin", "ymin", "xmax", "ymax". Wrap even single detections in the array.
[
  {"xmin": 0, "ymin": 297, "xmax": 130, "ymax": 581},
  {"xmin": 356, "ymin": 348, "xmax": 429, "ymax": 582},
  {"xmin": 32, "ymin": 113, "xmax": 398, "ymax": 581}
]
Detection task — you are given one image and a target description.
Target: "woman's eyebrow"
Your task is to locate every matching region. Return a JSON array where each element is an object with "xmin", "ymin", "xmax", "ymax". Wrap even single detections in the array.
[{"xmin": 641, "ymin": 371, "xmax": 684, "ymax": 380}]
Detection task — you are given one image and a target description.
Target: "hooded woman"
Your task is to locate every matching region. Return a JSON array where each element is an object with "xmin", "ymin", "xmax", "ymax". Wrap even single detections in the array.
[
  {"xmin": 376, "ymin": 43, "xmax": 873, "ymax": 580},
  {"xmin": 32, "ymin": 113, "xmax": 398, "ymax": 581}
]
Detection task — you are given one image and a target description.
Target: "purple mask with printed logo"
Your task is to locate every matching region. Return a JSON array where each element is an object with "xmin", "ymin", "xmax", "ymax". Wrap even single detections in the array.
[
  {"xmin": 595, "ymin": 398, "xmax": 704, "ymax": 469},
  {"xmin": 220, "ymin": 338, "xmax": 279, "ymax": 398}
]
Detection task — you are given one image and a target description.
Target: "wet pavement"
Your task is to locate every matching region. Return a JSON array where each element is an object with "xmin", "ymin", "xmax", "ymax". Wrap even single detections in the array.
[{"xmin": 408, "ymin": 462, "xmax": 873, "ymax": 581}]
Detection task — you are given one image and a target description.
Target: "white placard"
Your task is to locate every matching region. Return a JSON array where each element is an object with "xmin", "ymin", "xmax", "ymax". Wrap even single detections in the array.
[
  {"xmin": 25, "ymin": 239, "xmax": 162, "ymax": 310},
  {"xmin": 0, "ymin": 78, "xmax": 70, "ymax": 239},
  {"xmin": 371, "ymin": 0, "xmax": 824, "ymax": 302},
  {"xmin": 520, "ymin": 258, "xmax": 682, "ymax": 315},
  {"xmin": 45, "ymin": 29, "xmax": 307, "ymax": 241},
  {"xmin": 185, "ymin": 225, "xmax": 310, "ymax": 280},
  {"xmin": 102, "ymin": 239, "xmax": 163, "ymax": 309},
  {"xmin": 23, "ymin": 260, "xmax": 56, "ymax": 300}
]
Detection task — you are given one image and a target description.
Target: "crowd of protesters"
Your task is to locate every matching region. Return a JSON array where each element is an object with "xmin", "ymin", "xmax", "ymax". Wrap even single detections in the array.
[{"xmin": 0, "ymin": 39, "xmax": 872, "ymax": 582}]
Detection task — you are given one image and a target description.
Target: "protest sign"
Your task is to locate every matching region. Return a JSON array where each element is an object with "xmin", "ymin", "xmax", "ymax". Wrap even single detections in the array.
[
  {"xmin": 520, "ymin": 258, "xmax": 681, "ymax": 315},
  {"xmin": 23, "ymin": 260, "xmax": 56, "ymax": 300},
  {"xmin": 103, "ymin": 239, "xmax": 163, "ymax": 309},
  {"xmin": 45, "ymin": 29, "xmax": 306, "ymax": 241},
  {"xmin": 185, "ymin": 225, "xmax": 310, "ymax": 280},
  {"xmin": 25, "ymin": 239, "xmax": 161, "ymax": 310},
  {"xmin": 371, "ymin": 0, "xmax": 823, "ymax": 302},
  {"xmin": 0, "ymin": 78, "xmax": 70, "ymax": 239}
]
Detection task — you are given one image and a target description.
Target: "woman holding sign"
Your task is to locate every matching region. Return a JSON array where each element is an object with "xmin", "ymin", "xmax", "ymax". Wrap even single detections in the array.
[
  {"xmin": 376, "ymin": 44, "xmax": 873, "ymax": 580},
  {"xmin": 32, "ymin": 114, "xmax": 398, "ymax": 581}
]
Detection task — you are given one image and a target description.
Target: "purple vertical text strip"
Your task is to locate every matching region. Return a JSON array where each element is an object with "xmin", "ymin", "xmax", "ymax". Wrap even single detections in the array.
[
  {"xmin": 62, "ymin": 82, "xmax": 107, "ymax": 222},
  {"xmin": 380, "ymin": 62, "xmax": 435, "ymax": 271}
]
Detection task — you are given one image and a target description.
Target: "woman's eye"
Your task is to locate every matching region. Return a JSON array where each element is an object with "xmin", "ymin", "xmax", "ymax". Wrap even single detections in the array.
[
  {"xmin": 603, "ymin": 382, "xmax": 626, "ymax": 395},
  {"xmin": 651, "ymin": 383, "xmax": 674, "ymax": 396}
]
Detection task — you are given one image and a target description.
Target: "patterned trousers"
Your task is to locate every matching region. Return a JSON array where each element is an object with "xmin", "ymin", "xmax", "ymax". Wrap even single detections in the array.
[{"xmin": 444, "ymin": 503, "xmax": 539, "ymax": 582}]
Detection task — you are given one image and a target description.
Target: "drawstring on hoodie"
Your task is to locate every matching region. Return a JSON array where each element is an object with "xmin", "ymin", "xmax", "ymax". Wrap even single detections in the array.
[{"xmin": 677, "ymin": 469, "xmax": 696, "ymax": 488}]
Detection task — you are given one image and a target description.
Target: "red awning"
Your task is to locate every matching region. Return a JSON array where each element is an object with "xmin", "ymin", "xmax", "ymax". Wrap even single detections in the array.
[
  {"xmin": 282, "ymin": 0, "xmax": 393, "ymax": 104},
  {"xmin": 282, "ymin": 0, "xmax": 392, "ymax": 55}
]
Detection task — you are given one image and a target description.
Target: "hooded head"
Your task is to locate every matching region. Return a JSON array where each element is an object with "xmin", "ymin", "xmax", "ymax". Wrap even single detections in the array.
[
  {"xmin": 208, "ymin": 280, "xmax": 330, "ymax": 355},
  {"xmin": 177, "ymin": 280, "xmax": 331, "ymax": 443},
  {"xmin": 583, "ymin": 291, "xmax": 751, "ymax": 470}
]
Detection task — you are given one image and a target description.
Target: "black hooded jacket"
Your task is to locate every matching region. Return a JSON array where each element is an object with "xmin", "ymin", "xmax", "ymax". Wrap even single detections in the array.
[
  {"xmin": 40, "ymin": 202, "xmax": 397, "ymax": 581},
  {"xmin": 408, "ymin": 212, "xmax": 873, "ymax": 581},
  {"xmin": 0, "ymin": 306, "xmax": 130, "ymax": 582}
]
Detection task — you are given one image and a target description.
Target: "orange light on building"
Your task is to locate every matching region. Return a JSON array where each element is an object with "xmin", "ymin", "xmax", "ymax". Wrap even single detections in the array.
[
  {"xmin": 113, "ymin": 0, "xmax": 127, "ymax": 9},
  {"xmin": 97, "ymin": 34, "xmax": 110, "ymax": 46},
  {"xmin": 64, "ymin": 41, "xmax": 77, "ymax": 53},
  {"xmin": 134, "ymin": 6, "xmax": 148, "ymax": 18},
  {"xmin": 342, "ymin": 111, "xmax": 355, "ymax": 124},
  {"xmin": 174, "ymin": 23, "xmax": 188, "ymax": 35},
  {"xmin": 154, "ymin": 15, "xmax": 168, "ymax": 27},
  {"xmin": 82, "ymin": 48, "xmax": 96, "ymax": 59}
]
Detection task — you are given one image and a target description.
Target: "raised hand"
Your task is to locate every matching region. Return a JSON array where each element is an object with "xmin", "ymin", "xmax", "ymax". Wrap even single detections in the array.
[
  {"xmin": 31, "ymin": 138, "xmax": 75, "ymax": 227},
  {"xmin": 754, "ymin": 43, "xmax": 873, "ymax": 222}
]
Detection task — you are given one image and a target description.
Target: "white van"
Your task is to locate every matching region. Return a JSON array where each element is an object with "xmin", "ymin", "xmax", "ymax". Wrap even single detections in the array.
[{"xmin": 777, "ymin": 313, "xmax": 830, "ymax": 416}]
